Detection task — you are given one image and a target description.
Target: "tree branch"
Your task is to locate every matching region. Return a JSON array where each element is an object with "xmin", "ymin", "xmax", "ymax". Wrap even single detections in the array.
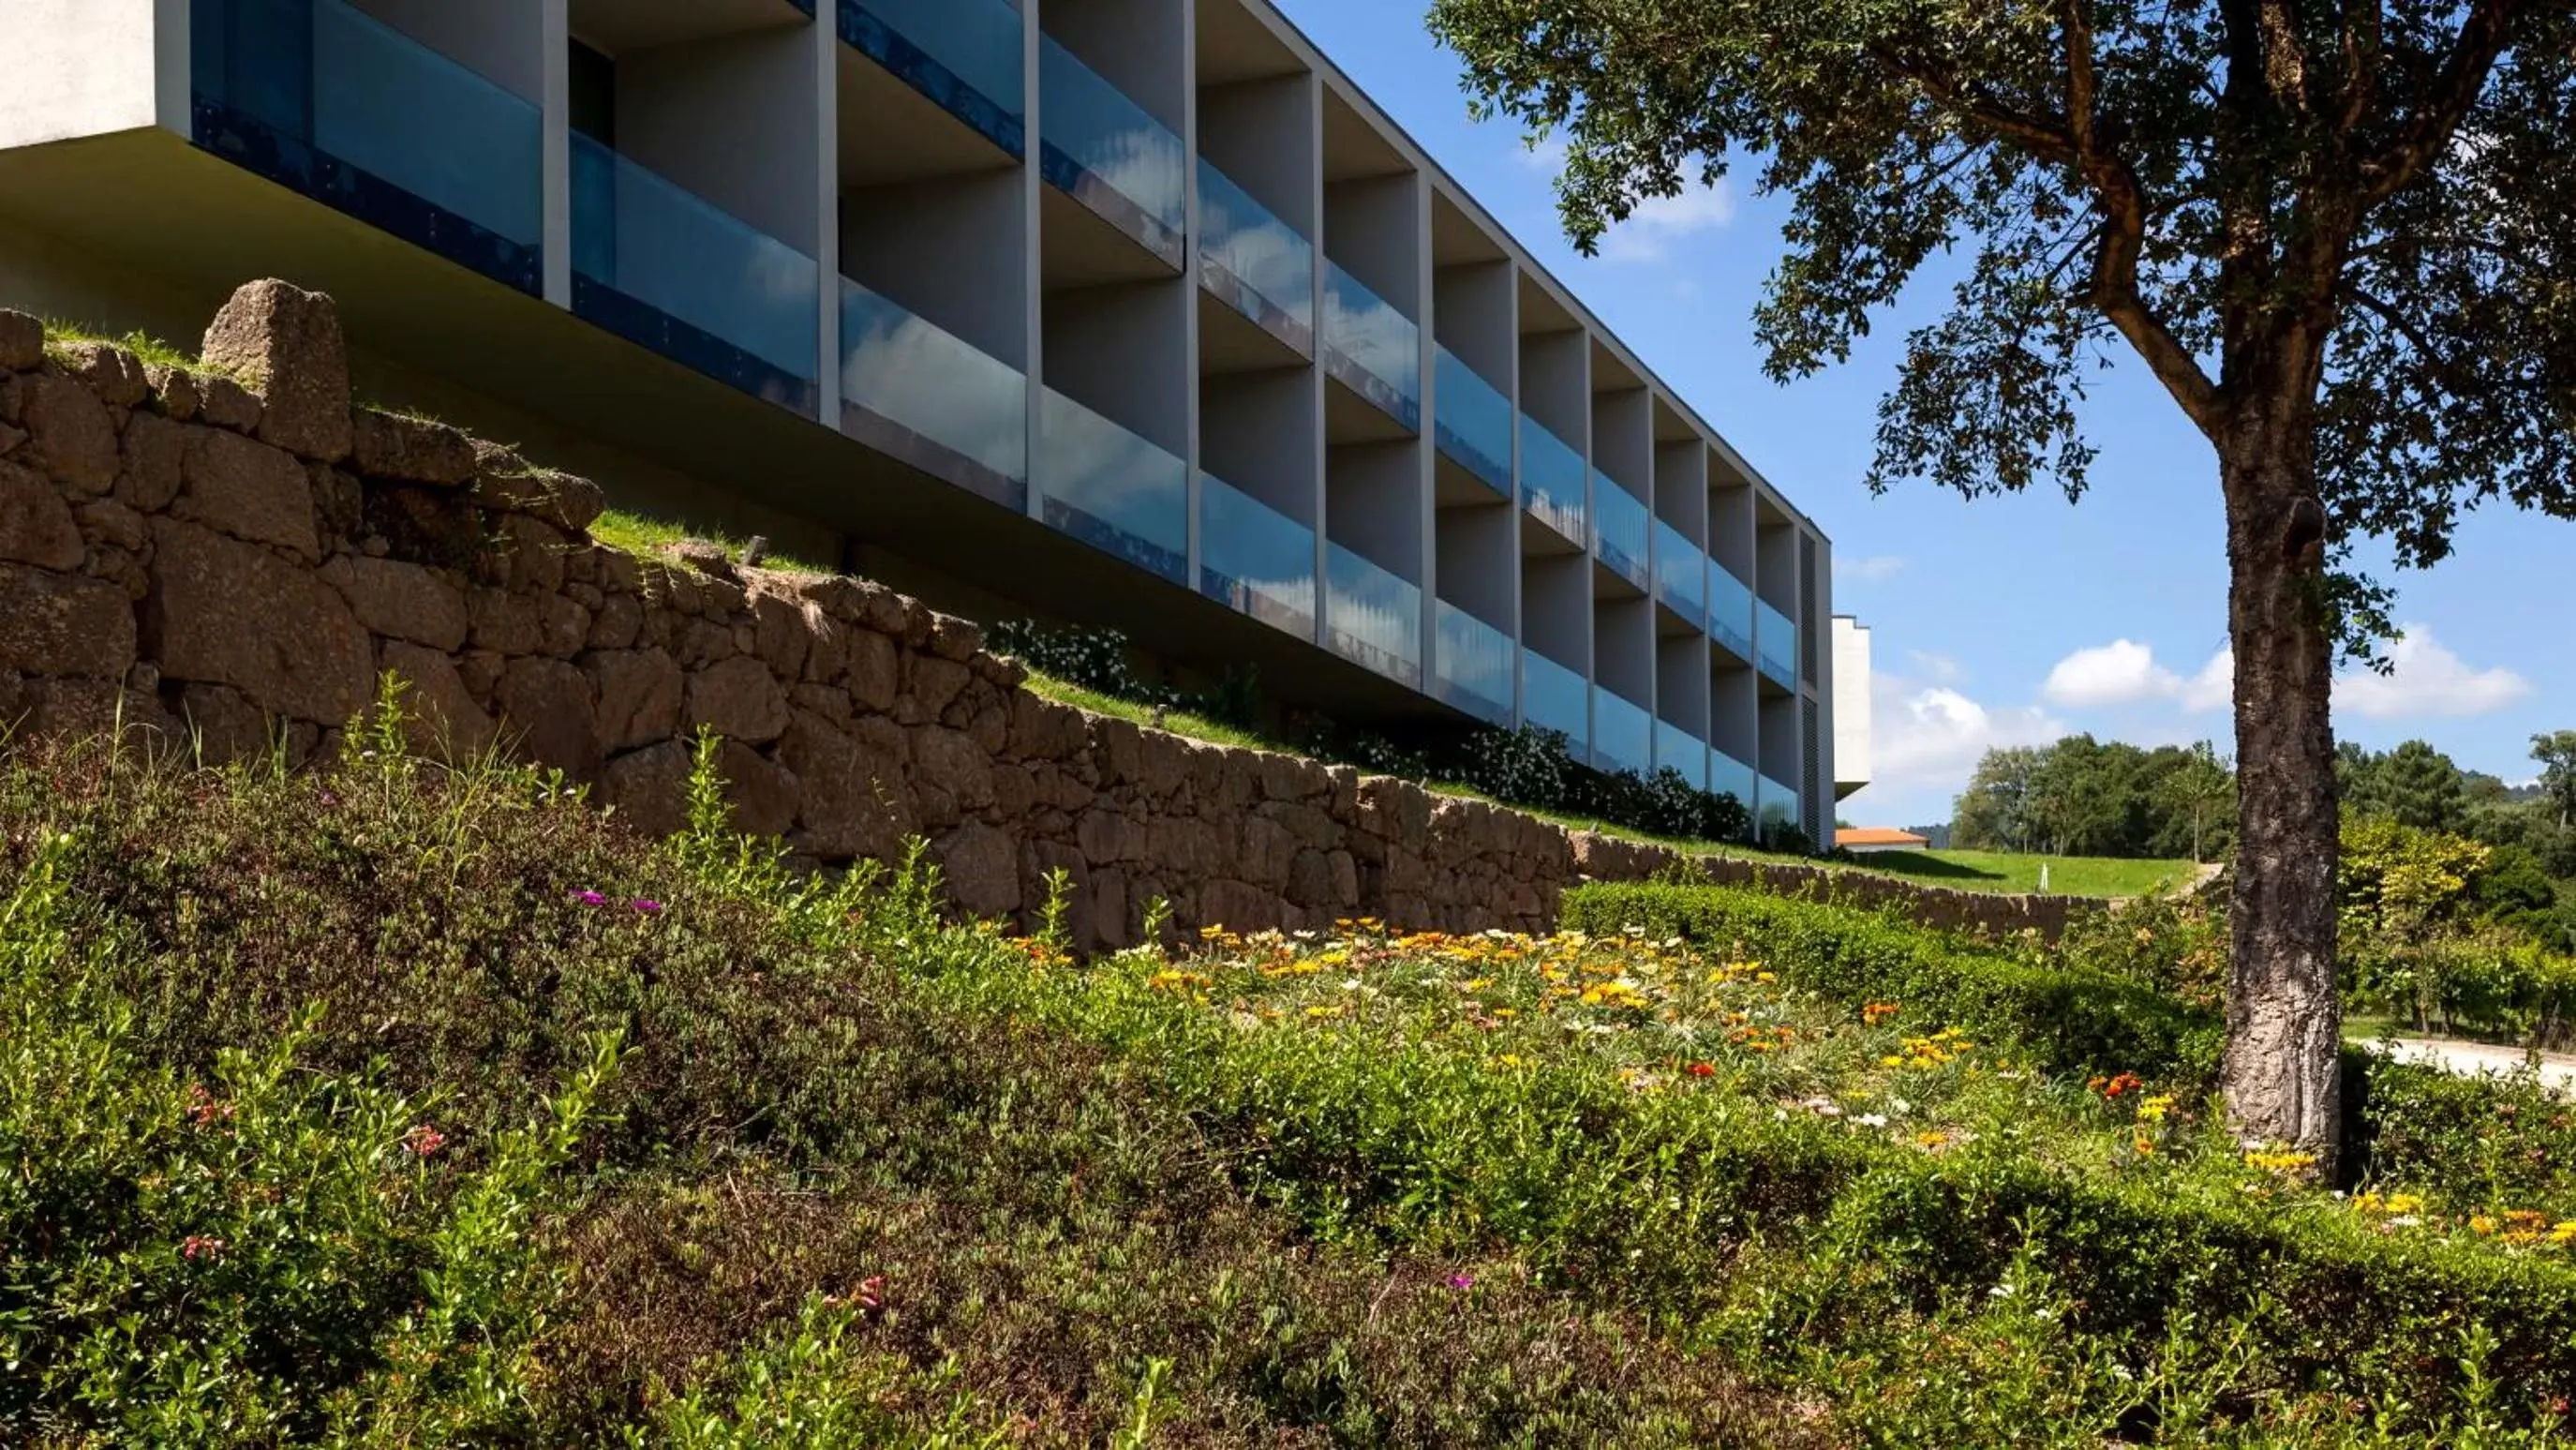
[{"xmin": 2357, "ymin": 0, "xmax": 2521, "ymax": 203}]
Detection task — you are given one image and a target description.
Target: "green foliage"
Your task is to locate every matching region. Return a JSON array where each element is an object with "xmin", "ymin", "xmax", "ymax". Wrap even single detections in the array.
[
  {"xmin": 1560, "ymin": 881, "xmax": 2226, "ymax": 1087},
  {"xmin": 1952, "ymin": 736, "xmax": 2238, "ymax": 861},
  {"xmin": 2343, "ymin": 740, "xmax": 2479, "ymax": 835},
  {"xmin": 588, "ymin": 509, "xmax": 832, "ymax": 576},
  {"xmin": 0, "ymin": 827, "xmax": 616, "ymax": 1446},
  {"xmin": 2537, "ymin": 731, "xmax": 2576, "ymax": 831}
]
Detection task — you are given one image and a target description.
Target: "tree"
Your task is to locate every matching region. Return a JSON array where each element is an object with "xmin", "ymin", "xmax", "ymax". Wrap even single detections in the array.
[
  {"xmin": 2348, "ymin": 739, "xmax": 2474, "ymax": 832},
  {"xmin": 1952, "ymin": 746, "xmax": 2047, "ymax": 851},
  {"xmin": 1429, "ymin": 0, "xmax": 2576, "ymax": 1165},
  {"xmin": 2157, "ymin": 741, "xmax": 2239, "ymax": 863},
  {"xmin": 2537, "ymin": 731, "xmax": 2576, "ymax": 830}
]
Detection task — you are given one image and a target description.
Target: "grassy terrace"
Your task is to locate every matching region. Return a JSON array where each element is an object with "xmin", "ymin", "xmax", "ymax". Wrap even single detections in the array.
[{"xmin": 7, "ymin": 706, "xmax": 2576, "ymax": 1443}]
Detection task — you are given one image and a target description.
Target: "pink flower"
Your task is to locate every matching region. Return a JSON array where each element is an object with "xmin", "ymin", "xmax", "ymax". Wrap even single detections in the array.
[
  {"xmin": 182, "ymin": 1235, "xmax": 227, "ymax": 1261},
  {"xmin": 1448, "ymin": 1273, "xmax": 1474, "ymax": 1292},
  {"xmin": 629, "ymin": 899, "xmax": 665, "ymax": 915},
  {"xmin": 405, "ymin": 1125, "xmax": 449, "ymax": 1158},
  {"xmin": 570, "ymin": 889, "xmax": 609, "ymax": 907}
]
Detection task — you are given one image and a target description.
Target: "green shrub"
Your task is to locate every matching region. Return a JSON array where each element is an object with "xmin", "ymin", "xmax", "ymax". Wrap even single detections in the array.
[
  {"xmin": 0, "ymin": 829, "xmax": 616, "ymax": 1446},
  {"xmin": 1561, "ymin": 881, "xmax": 2226, "ymax": 1086}
]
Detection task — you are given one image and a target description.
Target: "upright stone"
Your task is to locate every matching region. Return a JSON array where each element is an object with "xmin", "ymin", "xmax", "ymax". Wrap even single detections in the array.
[{"xmin": 200, "ymin": 280, "xmax": 353, "ymax": 463}]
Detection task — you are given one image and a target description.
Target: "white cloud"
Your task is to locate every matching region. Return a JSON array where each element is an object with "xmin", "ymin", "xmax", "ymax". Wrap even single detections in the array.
[
  {"xmin": 1907, "ymin": 650, "xmax": 1964, "ymax": 684},
  {"xmin": 1835, "ymin": 555, "xmax": 1906, "ymax": 585},
  {"xmin": 1871, "ymin": 676, "xmax": 2065, "ymax": 795},
  {"xmin": 2179, "ymin": 650, "xmax": 2234, "ymax": 712},
  {"xmin": 1596, "ymin": 184, "xmax": 1737, "ymax": 262},
  {"xmin": 2041, "ymin": 638, "xmax": 2232, "ymax": 711},
  {"xmin": 2335, "ymin": 625, "xmax": 2533, "ymax": 720}
]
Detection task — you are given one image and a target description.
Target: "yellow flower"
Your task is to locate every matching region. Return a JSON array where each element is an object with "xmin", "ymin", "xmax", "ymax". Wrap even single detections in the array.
[{"xmin": 1915, "ymin": 1131, "xmax": 1950, "ymax": 1148}]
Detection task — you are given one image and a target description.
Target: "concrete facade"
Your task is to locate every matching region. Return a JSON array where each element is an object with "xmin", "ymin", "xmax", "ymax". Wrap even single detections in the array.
[{"xmin": 0, "ymin": 0, "xmax": 1859, "ymax": 839}]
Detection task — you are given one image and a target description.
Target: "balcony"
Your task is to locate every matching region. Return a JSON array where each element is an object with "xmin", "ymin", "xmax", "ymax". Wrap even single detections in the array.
[
  {"xmin": 1322, "ymin": 263, "xmax": 1422, "ymax": 432},
  {"xmin": 1758, "ymin": 772, "xmax": 1803, "ymax": 833},
  {"xmin": 1710, "ymin": 752, "xmax": 1757, "ymax": 813},
  {"xmin": 838, "ymin": 0, "xmax": 1026, "ymax": 157},
  {"xmin": 1655, "ymin": 718, "xmax": 1707, "ymax": 790},
  {"xmin": 1654, "ymin": 520, "xmax": 1706, "ymax": 630},
  {"xmin": 1593, "ymin": 687, "xmax": 1654, "ymax": 777},
  {"xmin": 1594, "ymin": 472, "xmax": 1649, "ymax": 589},
  {"xmin": 1039, "ymin": 36, "xmax": 1185, "ymax": 267},
  {"xmin": 572, "ymin": 135, "xmax": 821, "ymax": 413},
  {"xmin": 1524, "ymin": 649, "xmax": 1588, "ymax": 754},
  {"xmin": 839, "ymin": 277, "xmax": 1026, "ymax": 507},
  {"xmin": 1434, "ymin": 601, "xmax": 1513, "ymax": 725},
  {"xmin": 1520, "ymin": 415, "xmax": 1587, "ymax": 548},
  {"xmin": 1037, "ymin": 388, "xmax": 1188, "ymax": 584},
  {"xmin": 1200, "ymin": 473, "xmax": 1318, "ymax": 637},
  {"xmin": 190, "ymin": 0, "xmax": 543, "ymax": 294},
  {"xmin": 1433, "ymin": 346, "xmax": 1511, "ymax": 496},
  {"xmin": 1199, "ymin": 159, "xmax": 1314, "ymax": 355},
  {"xmin": 1708, "ymin": 561, "xmax": 1755, "ymax": 664},
  {"xmin": 1324, "ymin": 544, "xmax": 1422, "ymax": 688},
  {"xmin": 1756, "ymin": 599, "xmax": 1798, "ymax": 690}
]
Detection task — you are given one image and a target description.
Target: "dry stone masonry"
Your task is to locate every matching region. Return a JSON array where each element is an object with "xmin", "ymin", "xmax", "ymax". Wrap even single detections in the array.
[{"xmin": 0, "ymin": 281, "xmax": 2091, "ymax": 949}]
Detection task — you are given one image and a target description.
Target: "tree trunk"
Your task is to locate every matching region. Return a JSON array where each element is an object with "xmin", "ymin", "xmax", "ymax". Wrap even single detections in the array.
[{"xmin": 2218, "ymin": 412, "xmax": 2344, "ymax": 1173}]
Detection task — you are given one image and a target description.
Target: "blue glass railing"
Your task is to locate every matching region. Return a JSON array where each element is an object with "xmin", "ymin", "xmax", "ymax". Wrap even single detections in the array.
[
  {"xmin": 1593, "ymin": 687, "xmax": 1654, "ymax": 777},
  {"xmin": 1708, "ymin": 560, "xmax": 1755, "ymax": 663},
  {"xmin": 1435, "ymin": 601, "xmax": 1513, "ymax": 725},
  {"xmin": 1038, "ymin": 389, "xmax": 1188, "ymax": 583},
  {"xmin": 1654, "ymin": 520, "xmax": 1706, "ymax": 628},
  {"xmin": 1434, "ymin": 346, "xmax": 1512, "ymax": 495},
  {"xmin": 1709, "ymin": 751, "xmax": 1757, "ymax": 812},
  {"xmin": 1199, "ymin": 159, "xmax": 1314, "ymax": 352},
  {"xmin": 1322, "ymin": 263, "xmax": 1422, "ymax": 431},
  {"xmin": 1656, "ymin": 718, "xmax": 1707, "ymax": 790},
  {"xmin": 840, "ymin": 277, "xmax": 1026, "ymax": 504},
  {"xmin": 1759, "ymin": 773, "xmax": 1804, "ymax": 833},
  {"xmin": 1325, "ymin": 543, "xmax": 1422, "ymax": 687},
  {"xmin": 1520, "ymin": 416, "xmax": 1587, "ymax": 546},
  {"xmin": 1756, "ymin": 598, "xmax": 1798, "ymax": 689},
  {"xmin": 838, "ymin": 0, "xmax": 1026, "ymax": 157},
  {"xmin": 1595, "ymin": 472, "xmax": 1649, "ymax": 587},
  {"xmin": 1524, "ymin": 650, "xmax": 1588, "ymax": 753},
  {"xmin": 1039, "ymin": 36, "xmax": 1185, "ymax": 264},
  {"xmin": 572, "ymin": 134, "xmax": 820, "ymax": 411},
  {"xmin": 1200, "ymin": 472, "xmax": 1318, "ymax": 636},
  {"xmin": 190, "ymin": 0, "xmax": 543, "ymax": 293}
]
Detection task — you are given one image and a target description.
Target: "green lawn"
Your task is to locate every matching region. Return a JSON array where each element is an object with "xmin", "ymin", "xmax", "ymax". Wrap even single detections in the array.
[{"xmin": 1849, "ymin": 848, "xmax": 2205, "ymax": 899}]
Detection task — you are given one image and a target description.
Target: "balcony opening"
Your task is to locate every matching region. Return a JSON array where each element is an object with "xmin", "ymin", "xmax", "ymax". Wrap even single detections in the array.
[
  {"xmin": 562, "ymin": 14, "xmax": 826, "ymax": 413},
  {"xmin": 1655, "ymin": 630, "xmax": 1711, "ymax": 791},
  {"xmin": 1590, "ymin": 361, "xmax": 1651, "ymax": 598},
  {"xmin": 837, "ymin": 19, "xmax": 1029, "ymax": 509},
  {"xmin": 1592, "ymin": 592, "xmax": 1655, "ymax": 778},
  {"xmin": 1706, "ymin": 448, "xmax": 1757, "ymax": 668},
  {"xmin": 1199, "ymin": 363, "xmax": 1320, "ymax": 641},
  {"xmin": 1197, "ymin": 1, "xmax": 1316, "ymax": 363},
  {"xmin": 1651, "ymin": 403, "xmax": 1710, "ymax": 639},
  {"xmin": 1516, "ymin": 281, "xmax": 1587, "ymax": 554},
  {"xmin": 1754, "ymin": 491, "xmax": 1800, "ymax": 694},
  {"xmin": 1431, "ymin": 200, "xmax": 1512, "ymax": 501},
  {"xmin": 1039, "ymin": 0, "xmax": 1187, "ymax": 271},
  {"xmin": 1432, "ymin": 501, "xmax": 1513, "ymax": 725},
  {"xmin": 1319, "ymin": 91, "xmax": 1422, "ymax": 434},
  {"xmin": 1039, "ymin": 277, "xmax": 1192, "ymax": 585},
  {"xmin": 188, "ymin": 0, "xmax": 546, "ymax": 292},
  {"xmin": 1323, "ymin": 441, "xmax": 1425, "ymax": 689},
  {"xmin": 836, "ymin": 0, "xmax": 1026, "ymax": 160},
  {"xmin": 1758, "ymin": 689, "xmax": 1805, "ymax": 836},
  {"xmin": 1519, "ymin": 552, "xmax": 1588, "ymax": 753}
]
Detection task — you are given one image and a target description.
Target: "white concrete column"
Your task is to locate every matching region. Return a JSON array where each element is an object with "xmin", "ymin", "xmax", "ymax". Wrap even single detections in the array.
[
  {"xmin": 540, "ymin": 0, "xmax": 571, "ymax": 306},
  {"xmin": 811, "ymin": 10, "xmax": 839, "ymax": 426}
]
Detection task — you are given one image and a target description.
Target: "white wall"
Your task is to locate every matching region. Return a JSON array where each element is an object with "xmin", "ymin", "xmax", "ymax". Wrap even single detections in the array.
[
  {"xmin": 1834, "ymin": 617, "xmax": 1872, "ymax": 794},
  {"xmin": 0, "ymin": 0, "xmax": 184, "ymax": 148}
]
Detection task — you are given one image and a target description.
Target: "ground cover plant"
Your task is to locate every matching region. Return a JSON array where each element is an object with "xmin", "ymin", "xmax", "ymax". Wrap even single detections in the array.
[
  {"xmin": 0, "ymin": 706, "xmax": 1818, "ymax": 1446},
  {"xmin": 11, "ymin": 700, "xmax": 2576, "ymax": 1443}
]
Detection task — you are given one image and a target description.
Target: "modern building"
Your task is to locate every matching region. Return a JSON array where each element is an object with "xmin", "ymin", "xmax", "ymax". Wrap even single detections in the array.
[
  {"xmin": 0, "ymin": 0, "xmax": 1854, "ymax": 838},
  {"xmin": 1835, "ymin": 828, "xmax": 1927, "ymax": 855},
  {"xmin": 1834, "ymin": 617, "xmax": 1871, "ymax": 803}
]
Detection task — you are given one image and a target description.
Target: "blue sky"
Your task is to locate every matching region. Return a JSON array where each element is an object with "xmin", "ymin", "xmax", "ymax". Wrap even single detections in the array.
[{"xmin": 1273, "ymin": 0, "xmax": 2576, "ymax": 830}]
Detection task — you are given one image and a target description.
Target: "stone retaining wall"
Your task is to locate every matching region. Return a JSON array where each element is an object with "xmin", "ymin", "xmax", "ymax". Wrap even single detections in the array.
[{"xmin": 0, "ymin": 281, "xmax": 2092, "ymax": 948}]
